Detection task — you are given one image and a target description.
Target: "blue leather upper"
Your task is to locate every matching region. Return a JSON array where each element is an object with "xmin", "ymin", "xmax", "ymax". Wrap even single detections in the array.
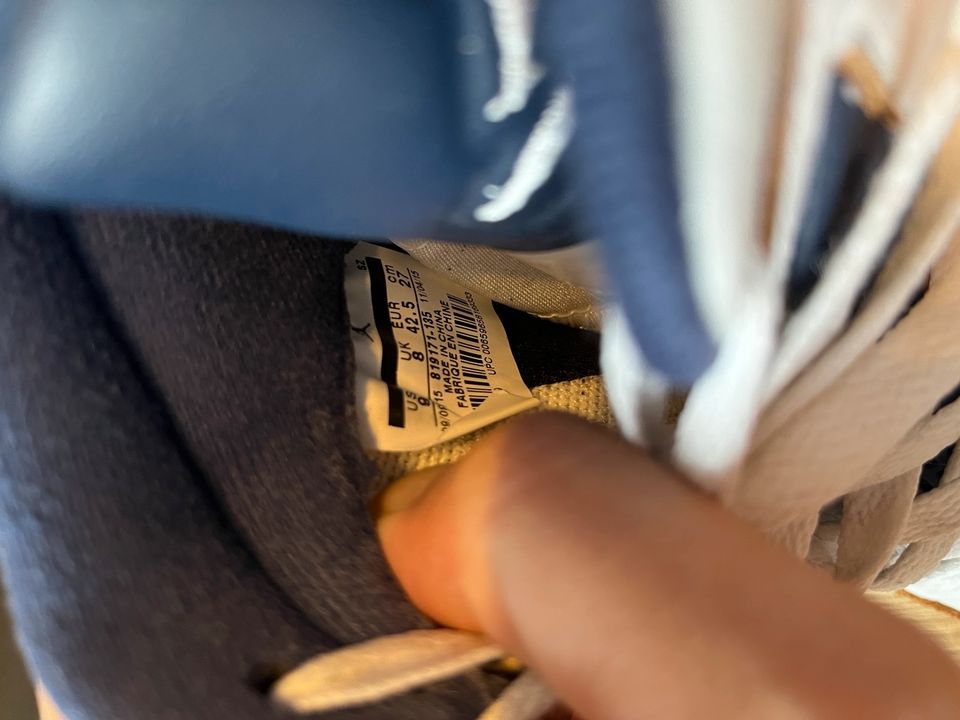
[
  {"xmin": 0, "ymin": 1, "xmax": 572, "ymax": 245},
  {"xmin": 0, "ymin": 0, "xmax": 717, "ymax": 382}
]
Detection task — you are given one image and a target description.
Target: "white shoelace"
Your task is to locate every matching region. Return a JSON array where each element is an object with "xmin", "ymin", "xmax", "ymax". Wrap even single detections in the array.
[
  {"xmin": 472, "ymin": 0, "xmax": 575, "ymax": 225},
  {"xmin": 272, "ymin": 629, "xmax": 554, "ymax": 719}
]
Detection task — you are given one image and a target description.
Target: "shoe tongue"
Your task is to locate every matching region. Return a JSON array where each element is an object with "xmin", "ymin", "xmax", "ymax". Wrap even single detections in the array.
[{"xmin": 73, "ymin": 217, "xmax": 425, "ymax": 641}]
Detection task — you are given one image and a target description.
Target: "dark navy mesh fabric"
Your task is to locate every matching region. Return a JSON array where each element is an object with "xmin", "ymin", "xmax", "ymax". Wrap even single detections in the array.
[{"xmin": 0, "ymin": 202, "xmax": 495, "ymax": 719}]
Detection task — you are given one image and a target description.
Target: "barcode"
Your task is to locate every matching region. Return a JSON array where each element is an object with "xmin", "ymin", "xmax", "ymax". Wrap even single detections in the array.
[{"xmin": 447, "ymin": 294, "xmax": 493, "ymax": 408}]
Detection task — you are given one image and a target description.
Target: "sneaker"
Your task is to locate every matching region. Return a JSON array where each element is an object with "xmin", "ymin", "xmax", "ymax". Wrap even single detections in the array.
[{"xmin": 1, "ymin": 3, "xmax": 960, "ymax": 719}]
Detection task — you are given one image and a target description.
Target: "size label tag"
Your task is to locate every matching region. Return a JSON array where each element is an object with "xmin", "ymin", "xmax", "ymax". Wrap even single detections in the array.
[{"xmin": 345, "ymin": 242, "xmax": 539, "ymax": 451}]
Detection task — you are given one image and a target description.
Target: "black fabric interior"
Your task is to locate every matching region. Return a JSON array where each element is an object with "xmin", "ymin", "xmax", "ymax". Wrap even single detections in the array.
[
  {"xmin": 919, "ymin": 444, "xmax": 956, "ymax": 494},
  {"xmin": 496, "ymin": 302, "xmax": 601, "ymax": 387}
]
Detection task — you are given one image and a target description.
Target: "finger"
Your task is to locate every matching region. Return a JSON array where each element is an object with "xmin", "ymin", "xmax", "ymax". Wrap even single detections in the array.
[{"xmin": 378, "ymin": 412, "xmax": 960, "ymax": 719}]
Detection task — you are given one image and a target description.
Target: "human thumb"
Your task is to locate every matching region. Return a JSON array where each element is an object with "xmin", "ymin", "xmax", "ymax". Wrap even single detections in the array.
[{"xmin": 377, "ymin": 413, "xmax": 960, "ymax": 719}]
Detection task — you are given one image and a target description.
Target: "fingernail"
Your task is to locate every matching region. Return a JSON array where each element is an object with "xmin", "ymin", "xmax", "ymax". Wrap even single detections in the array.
[{"xmin": 373, "ymin": 466, "xmax": 447, "ymax": 519}]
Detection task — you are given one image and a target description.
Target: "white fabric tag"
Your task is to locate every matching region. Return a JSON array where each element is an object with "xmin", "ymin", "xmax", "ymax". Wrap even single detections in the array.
[{"xmin": 345, "ymin": 242, "xmax": 538, "ymax": 451}]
